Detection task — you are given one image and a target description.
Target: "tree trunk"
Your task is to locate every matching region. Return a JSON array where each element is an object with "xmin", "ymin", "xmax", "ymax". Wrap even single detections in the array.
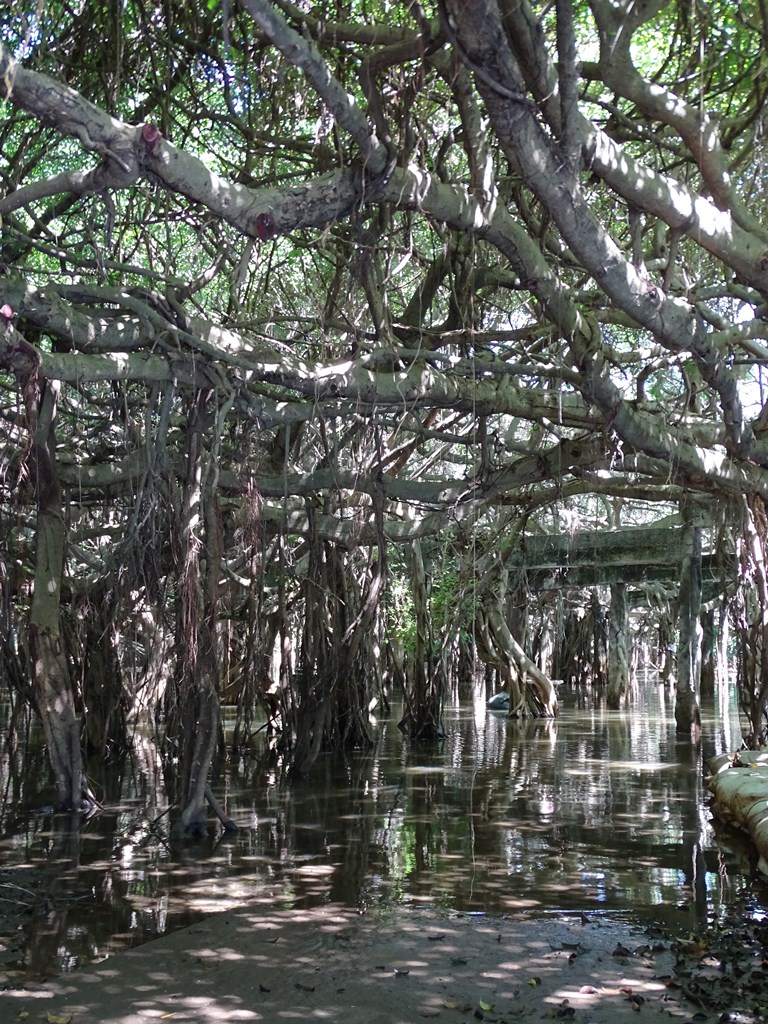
[
  {"xmin": 456, "ymin": 635, "xmax": 475, "ymax": 700},
  {"xmin": 289, "ymin": 496, "xmax": 384, "ymax": 772},
  {"xmin": 607, "ymin": 582, "xmax": 629, "ymax": 709},
  {"xmin": 716, "ymin": 598, "xmax": 730, "ymax": 692},
  {"xmin": 28, "ymin": 380, "xmax": 96, "ymax": 811},
  {"xmin": 675, "ymin": 526, "xmax": 702, "ymax": 736},
  {"xmin": 399, "ymin": 540, "xmax": 444, "ymax": 739},
  {"xmin": 733, "ymin": 496, "xmax": 768, "ymax": 748},
  {"xmin": 658, "ymin": 603, "xmax": 677, "ymax": 687},
  {"xmin": 699, "ymin": 607, "xmax": 716, "ymax": 699},
  {"xmin": 169, "ymin": 390, "xmax": 231, "ymax": 838},
  {"xmin": 475, "ymin": 576, "xmax": 558, "ymax": 718},
  {"xmin": 591, "ymin": 590, "xmax": 608, "ymax": 688},
  {"xmin": 79, "ymin": 588, "xmax": 128, "ymax": 759}
]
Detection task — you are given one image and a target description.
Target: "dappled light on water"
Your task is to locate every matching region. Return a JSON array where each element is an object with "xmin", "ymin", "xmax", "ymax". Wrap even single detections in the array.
[{"xmin": 0, "ymin": 683, "xmax": 763, "ymax": 980}]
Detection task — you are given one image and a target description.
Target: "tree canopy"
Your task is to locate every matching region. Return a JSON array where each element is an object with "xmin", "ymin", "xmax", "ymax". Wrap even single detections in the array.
[{"xmin": 2, "ymin": 0, "xmax": 767, "ymax": 828}]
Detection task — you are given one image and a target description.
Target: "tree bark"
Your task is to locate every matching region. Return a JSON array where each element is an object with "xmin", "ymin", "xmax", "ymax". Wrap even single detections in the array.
[
  {"xmin": 169, "ymin": 389, "xmax": 227, "ymax": 838},
  {"xmin": 675, "ymin": 526, "xmax": 703, "ymax": 736},
  {"xmin": 29, "ymin": 380, "xmax": 96, "ymax": 811},
  {"xmin": 591, "ymin": 590, "xmax": 609, "ymax": 688},
  {"xmin": 658, "ymin": 602, "xmax": 677, "ymax": 687},
  {"xmin": 79, "ymin": 587, "xmax": 128, "ymax": 759},
  {"xmin": 699, "ymin": 607, "xmax": 716, "ymax": 699},
  {"xmin": 733, "ymin": 496, "xmax": 768, "ymax": 747},
  {"xmin": 399, "ymin": 541, "xmax": 443, "ymax": 739},
  {"xmin": 607, "ymin": 582, "xmax": 629, "ymax": 709},
  {"xmin": 475, "ymin": 574, "xmax": 558, "ymax": 718}
]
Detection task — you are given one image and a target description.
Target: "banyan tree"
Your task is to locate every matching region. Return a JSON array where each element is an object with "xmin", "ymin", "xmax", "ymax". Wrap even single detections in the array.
[{"xmin": 2, "ymin": 0, "xmax": 768, "ymax": 832}]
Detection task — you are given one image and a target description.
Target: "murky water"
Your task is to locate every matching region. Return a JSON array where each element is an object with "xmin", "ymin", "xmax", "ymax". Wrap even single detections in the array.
[{"xmin": 1, "ymin": 680, "xmax": 766, "ymax": 980}]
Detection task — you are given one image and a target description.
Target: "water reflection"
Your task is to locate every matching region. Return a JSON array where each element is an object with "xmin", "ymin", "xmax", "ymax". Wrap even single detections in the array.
[{"xmin": 0, "ymin": 682, "xmax": 765, "ymax": 980}]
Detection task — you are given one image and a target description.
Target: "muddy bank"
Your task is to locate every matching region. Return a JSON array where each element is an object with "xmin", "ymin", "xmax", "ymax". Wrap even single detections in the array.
[{"xmin": 3, "ymin": 901, "xmax": 767, "ymax": 1024}]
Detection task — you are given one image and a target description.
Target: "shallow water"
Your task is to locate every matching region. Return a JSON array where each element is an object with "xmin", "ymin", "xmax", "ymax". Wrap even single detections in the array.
[{"xmin": 0, "ymin": 680, "xmax": 765, "ymax": 980}]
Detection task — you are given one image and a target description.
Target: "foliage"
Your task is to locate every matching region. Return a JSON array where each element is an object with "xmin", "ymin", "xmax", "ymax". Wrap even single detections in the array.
[
  {"xmin": 387, "ymin": 561, "xmax": 477, "ymax": 659},
  {"xmin": 3, "ymin": 0, "xmax": 768, "ymax": 775}
]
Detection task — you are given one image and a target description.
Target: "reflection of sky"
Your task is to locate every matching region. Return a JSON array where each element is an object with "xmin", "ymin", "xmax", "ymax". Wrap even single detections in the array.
[
  {"xmin": 1, "ymin": 681, "xmax": 765, "ymax": 978},
  {"xmin": 369, "ymin": 682, "xmax": 763, "ymax": 925}
]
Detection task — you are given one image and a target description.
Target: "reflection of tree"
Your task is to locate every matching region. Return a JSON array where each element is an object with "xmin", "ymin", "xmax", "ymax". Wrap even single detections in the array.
[
  {"xmin": 7, "ymin": 689, "xmax": 743, "ymax": 970},
  {"xmin": 327, "ymin": 755, "xmax": 381, "ymax": 907},
  {"xmin": 364, "ymin": 696, "xmax": 722, "ymax": 917},
  {"xmin": 25, "ymin": 814, "xmax": 81, "ymax": 978},
  {"xmin": 673, "ymin": 738, "xmax": 710, "ymax": 931},
  {"xmin": 16, "ymin": 751, "xmax": 181, "ymax": 977},
  {"xmin": 228, "ymin": 742, "xmax": 386, "ymax": 908},
  {"xmin": 409, "ymin": 768, "xmax": 442, "ymax": 880}
]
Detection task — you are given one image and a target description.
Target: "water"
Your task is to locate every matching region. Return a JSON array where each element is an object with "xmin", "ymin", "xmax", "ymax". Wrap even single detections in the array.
[{"xmin": 0, "ymin": 681, "xmax": 765, "ymax": 981}]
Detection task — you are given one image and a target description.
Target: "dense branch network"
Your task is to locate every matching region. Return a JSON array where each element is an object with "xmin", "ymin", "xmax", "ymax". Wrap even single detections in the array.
[
  {"xmin": 0, "ymin": 2, "xmax": 766, "ymax": 731},
  {"xmin": 2, "ymin": 2, "xmax": 768, "ymax": 546}
]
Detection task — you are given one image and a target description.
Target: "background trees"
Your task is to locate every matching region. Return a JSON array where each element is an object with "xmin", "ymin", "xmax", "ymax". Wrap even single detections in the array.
[{"xmin": 1, "ymin": 0, "xmax": 767, "ymax": 828}]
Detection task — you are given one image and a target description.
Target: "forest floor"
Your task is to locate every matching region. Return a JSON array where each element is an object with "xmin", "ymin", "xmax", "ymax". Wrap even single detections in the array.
[{"xmin": 2, "ymin": 900, "xmax": 766, "ymax": 1024}]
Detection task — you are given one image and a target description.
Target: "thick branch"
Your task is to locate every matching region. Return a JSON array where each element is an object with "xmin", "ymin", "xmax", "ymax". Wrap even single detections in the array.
[{"xmin": 239, "ymin": 0, "xmax": 391, "ymax": 176}]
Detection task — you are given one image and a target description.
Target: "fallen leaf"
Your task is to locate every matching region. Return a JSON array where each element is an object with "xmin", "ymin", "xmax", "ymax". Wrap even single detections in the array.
[
  {"xmin": 479, "ymin": 999, "xmax": 495, "ymax": 1011},
  {"xmin": 46, "ymin": 1014, "xmax": 72, "ymax": 1024},
  {"xmin": 675, "ymin": 938, "xmax": 707, "ymax": 957},
  {"xmin": 655, "ymin": 973, "xmax": 674, "ymax": 985},
  {"xmin": 527, "ymin": 977, "xmax": 541, "ymax": 986}
]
